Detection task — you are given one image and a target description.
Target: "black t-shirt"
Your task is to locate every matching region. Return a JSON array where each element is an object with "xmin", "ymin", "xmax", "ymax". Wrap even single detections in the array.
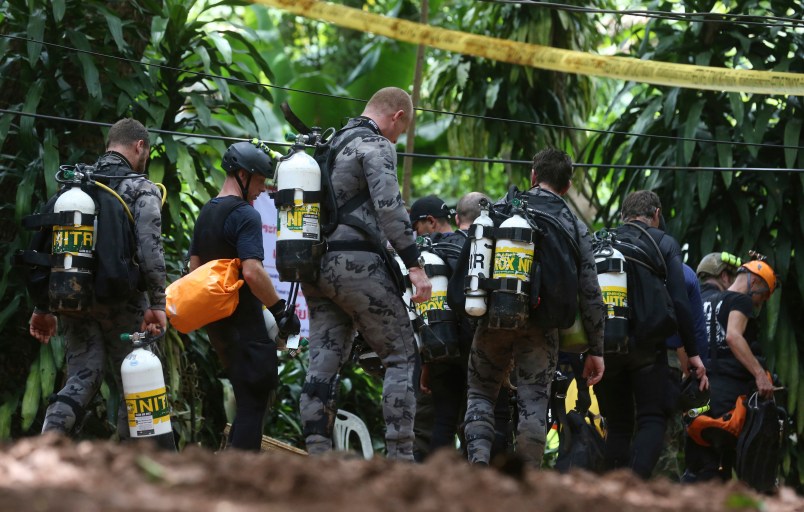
[
  {"xmin": 190, "ymin": 199, "xmax": 264, "ymax": 262},
  {"xmin": 705, "ymin": 290, "xmax": 761, "ymax": 379}
]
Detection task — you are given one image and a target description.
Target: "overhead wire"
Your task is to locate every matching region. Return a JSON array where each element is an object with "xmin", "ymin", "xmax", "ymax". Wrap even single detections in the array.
[
  {"xmin": 481, "ymin": 0, "xmax": 804, "ymax": 30},
  {"xmin": 3, "ymin": 109, "xmax": 803, "ymax": 173},
  {"xmin": 2, "ymin": 33, "xmax": 802, "ymax": 152}
]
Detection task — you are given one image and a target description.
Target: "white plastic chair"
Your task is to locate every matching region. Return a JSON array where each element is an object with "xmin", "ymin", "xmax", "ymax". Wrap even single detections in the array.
[{"xmin": 333, "ymin": 409, "xmax": 374, "ymax": 459}]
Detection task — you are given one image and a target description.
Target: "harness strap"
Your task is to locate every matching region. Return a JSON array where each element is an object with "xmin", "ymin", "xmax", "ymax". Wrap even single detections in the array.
[{"xmin": 325, "ymin": 240, "xmax": 381, "ymax": 254}]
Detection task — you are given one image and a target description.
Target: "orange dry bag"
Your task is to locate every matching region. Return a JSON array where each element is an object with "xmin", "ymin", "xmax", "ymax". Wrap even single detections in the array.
[{"xmin": 166, "ymin": 258, "xmax": 244, "ymax": 333}]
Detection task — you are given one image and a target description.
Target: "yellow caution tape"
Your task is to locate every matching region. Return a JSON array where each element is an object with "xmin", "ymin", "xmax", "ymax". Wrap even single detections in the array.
[{"xmin": 253, "ymin": 0, "xmax": 804, "ymax": 96}]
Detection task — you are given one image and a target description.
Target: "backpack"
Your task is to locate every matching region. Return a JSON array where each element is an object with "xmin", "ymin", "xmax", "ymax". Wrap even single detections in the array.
[
  {"xmin": 521, "ymin": 189, "xmax": 581, "ymax": 329},
  {"xmin": 612, "ymin": 222, "xmax": 677, "ymax": 344},
  {"xmin": 735, "ymin": 393, "xmax": 787, "ymax": 493},
  {"xmin": 16, "ymin": 164, "xmax": 143, "ymax": 309}
]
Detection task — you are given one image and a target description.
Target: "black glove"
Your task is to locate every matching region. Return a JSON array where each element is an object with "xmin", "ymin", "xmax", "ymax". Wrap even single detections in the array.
[
  {"xmin": 277, "ymin": 312, "xmax": 301, "ymax": 343},
  {"xmin": 268, "ymin": 299, "xmax": 286, "ymax": 318}
]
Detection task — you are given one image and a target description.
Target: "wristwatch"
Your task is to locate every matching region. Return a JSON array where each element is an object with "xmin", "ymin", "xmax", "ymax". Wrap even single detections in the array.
[{"xmin": 412, "ymin": 255, "xmax": 425, "ymax": 270}]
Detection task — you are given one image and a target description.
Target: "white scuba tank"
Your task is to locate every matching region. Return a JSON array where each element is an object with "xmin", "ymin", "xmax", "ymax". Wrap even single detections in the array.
[
  {"xmin": 50, "ymin": 184, "xmax": 96, "ymax": 312},
  {"xmin": 595, "ymin": 244, "xmax": 629, "ymax": 353},
  {"xmin": 464, "ymin": 203, "xmax": 495, "ymax": 317},
  {"xmin": 488, "ymin": 206, "xmax": 534, "ymax": 330},
  {"xmin": 394, "ymin": 254, "xmax": 422, "ymax": 351},
  {"xmin": 415, "ymin": 248, "xmax": 459, "ymax": 362},
  {"xmin": 120, "ymin": 333, "xmax": 175, "ymax": 450},
  {"xmin": 274, "ymin": 148, "xmax": 321, "ymax": 282}
]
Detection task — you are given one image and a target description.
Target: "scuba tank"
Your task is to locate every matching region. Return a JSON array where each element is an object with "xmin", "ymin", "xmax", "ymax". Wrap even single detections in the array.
[
  {"xmin": 273, "ymin": 132, "xmax": 323, "ymax": 283},
  {"xmin": 415, "ymin": 237, "xmax": 460, "ymax": 362},
  {"xmin": 120, "ymin": 330, "xmax": 176, "ymax": 450},
  {"xmin": 487, "ymin": 200, "xmax": 535, "ymax": 330},
  {"xmin": 464, "ymin": 199, "xmax": 495, "ymax": 317},
  {"xmin": 394, "ymin": 254, "xmax": 422, "ymax": 351},
  {"xmin": 593, "ymin": 231, "xmax": 629, "ymax": 354},
  {"xmin": 49, "ymin": 168, "xmax": 97, "ymax": 312}
]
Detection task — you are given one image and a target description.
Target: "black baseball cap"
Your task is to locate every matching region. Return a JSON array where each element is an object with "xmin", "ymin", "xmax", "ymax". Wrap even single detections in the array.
[{"xmin": 409, "ymin": 195, "xmax": 453, "ymax": 224}]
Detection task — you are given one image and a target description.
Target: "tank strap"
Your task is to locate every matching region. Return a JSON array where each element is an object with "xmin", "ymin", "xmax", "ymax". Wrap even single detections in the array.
[
  {"xmin": 467, "ymin": 223, "xmax": 493, "ymax": 240},
  {"xmin": 423, "ymin": 309, "xmax": 456, "ymax": 323},
  {"xmin": 596, "ymin": 257, "xmax": 625, "ymax": 274},
  {"xmin": 424, "ymin": 263, "xmax": 450, "ymax": 278},
  {"xmin": 494, "ymin": 226, "xmax": 534, "ymax": 244},
  {"xmin": 15, "ymin": 250, "xmax": 96, "ymax": 271},
  {"xmin": 484, "ymin": 277, "xmax": 531, "ymax": 294},
  {"xmin": 610, "ymin": 306, "xmax": 630, "ymax": 318},
  {"xmin": 22, "ymin": 211, "xmax": 95, "ymax": 230},
  {"xmin": 273, "ymin": 189, "xmax": 324, "ymax": 208}
]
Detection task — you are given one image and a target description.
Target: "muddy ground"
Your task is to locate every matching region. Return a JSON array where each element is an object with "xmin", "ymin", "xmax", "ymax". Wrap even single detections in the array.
[{"xmin": 0, "ymin": 435, "xmax": 801, "ymax": 512}]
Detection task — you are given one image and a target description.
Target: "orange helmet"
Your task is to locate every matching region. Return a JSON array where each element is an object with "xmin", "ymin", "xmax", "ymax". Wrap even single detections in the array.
[{"xmin": 740, "ymin": 260, "xmax": 778, "ymax": 295}]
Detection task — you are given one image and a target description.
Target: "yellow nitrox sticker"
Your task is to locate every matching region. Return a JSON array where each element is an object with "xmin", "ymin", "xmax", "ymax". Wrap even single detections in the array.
[
  {"xmin": 493, "ymin": 246, "xmax": 533, "ymax": 280},
  {"xmin": 126, "ymin": 387, "xmax": 170, "ymax": 429},
  {"xmin": 52, "ymin": 225, "xmax": 93, "ymax": 254},
  {"xmin": 416, "ymin": 290, "xmax": 447, "ymax": 316},
  {"xmin": 601, "ymin": 286, "xmax": 627, "ymax": 317},
  {"xmin": 253, "ymin": 0, "xmax": 804, "ymax": 96}
]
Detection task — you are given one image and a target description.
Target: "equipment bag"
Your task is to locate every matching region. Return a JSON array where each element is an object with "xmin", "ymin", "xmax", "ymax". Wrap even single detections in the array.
[
  {"xmin": 552, "ymin": 358, "xmax": 605, "ymax": 473},
  {"xmin": 166, "ymin": 258, "xmax": 244, "ymax": 334},
  {"xmin": 612, "ymin": 222, "xmax": 677, "ymax": 344},
  {"xmin": 522, "ymin": 191, "xmax": 581, "ymax": 329},
  {"xmin": 735, "ymin": 392, "xmax": 787, "ymax": 494}
]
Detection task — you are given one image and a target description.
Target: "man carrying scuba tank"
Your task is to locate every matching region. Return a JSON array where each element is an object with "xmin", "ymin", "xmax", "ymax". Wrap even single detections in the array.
[
  {"xmin": 463, "ymin": 149, "xmax": 605, "ymax": 467},
  {"xmin": 299, "ymin": 87, "xmax": 431, "ymax": 461},
  {"xmin": 27, "ymin": 119, "xmax": 167, "ymax": 438},
  {"xmin": 593, "ymin": 190, "xmax": 708, "ymax": 479}
]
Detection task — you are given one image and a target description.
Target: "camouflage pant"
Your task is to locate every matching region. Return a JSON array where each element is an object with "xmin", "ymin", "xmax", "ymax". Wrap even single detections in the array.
[
  {"xmin": 42, "ymin": 294, "xmax": 147, "ymax": 437},
  {"xmin": 464, "ymin": 320, "xmax": 558, "ymax": 466},
  {"xmin": 301, "ymin": 251, "xmax": 417, "ymax": 461}
]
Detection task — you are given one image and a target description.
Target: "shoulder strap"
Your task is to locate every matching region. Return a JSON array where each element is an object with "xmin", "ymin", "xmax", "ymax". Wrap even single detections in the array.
[
  {"xmin": 530, "ymin": 208, "xmax": 582, "ymax": 267},
  {"xmin": 324, "ymin": 127, "xmax": 376, "ymax": 238},
  {"xmin": 623, "ymin": 222, "xmax": 668, "ymax": 278}
]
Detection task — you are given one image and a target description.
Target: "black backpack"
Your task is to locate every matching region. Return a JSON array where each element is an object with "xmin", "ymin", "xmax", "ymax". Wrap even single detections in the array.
[
  {"xmin": 521, "ymin": 190, "xmax": 581, "ymax": 330},
  {"xmin": 735, "ymin": 393, "xmax": 787, "ymax": 493},
  {"xmin": 612, "ymin": 222, "xmax": 677, "ymax": 344}
]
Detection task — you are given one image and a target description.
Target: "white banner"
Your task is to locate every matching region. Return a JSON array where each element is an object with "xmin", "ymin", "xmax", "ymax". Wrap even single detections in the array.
[{"xmin": 253, "ymin": 193, "xmax": 310, "ymax": 338}]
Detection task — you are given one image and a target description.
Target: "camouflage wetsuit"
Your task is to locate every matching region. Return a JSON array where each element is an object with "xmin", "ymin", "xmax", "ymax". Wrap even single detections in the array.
[
  {"xmin": 42, "ymin": 151, "xmax": 166, "ymax": 436},
  {"xmin": 464, "ymin": 187, "xmax": 605, "ymax": 465},
  {"xmin": 300, "ymin": 117, "xmax": 420, "ymax": 460}
]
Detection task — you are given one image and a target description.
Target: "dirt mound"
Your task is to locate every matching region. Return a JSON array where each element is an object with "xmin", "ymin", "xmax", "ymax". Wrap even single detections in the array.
[{"xmin": 0, "ymin": 435, "xmax": 800, "ymax": 511}]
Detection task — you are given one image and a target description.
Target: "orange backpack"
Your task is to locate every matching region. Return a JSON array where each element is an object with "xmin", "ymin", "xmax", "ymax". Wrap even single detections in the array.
[{"xmin": 166, "ymin": 258, "xmax": 244, "ymax": 334}]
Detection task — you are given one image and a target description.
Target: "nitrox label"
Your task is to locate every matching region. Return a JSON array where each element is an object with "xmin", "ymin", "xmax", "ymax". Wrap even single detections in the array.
[
  {"xmin": 279, "ymin": 204, "xmax": 320, "ymax": 239},
  {"xmin": 493, "ymin": 246, "xmax": 533, "ymax": 280},
  {"xmin": 126, "ymin": 386, "xmax": 171, "ymax": 437},
  {"xmin": 601, "ymin": 286, "xmax": 627, "ymax": 317},
  {"xmin": 416, "ymin": 290, "xmax": 448, "ymax": 316},
  {"xmin": 52, "ymin": 226, "xmax": 93, "ymax": 254}
]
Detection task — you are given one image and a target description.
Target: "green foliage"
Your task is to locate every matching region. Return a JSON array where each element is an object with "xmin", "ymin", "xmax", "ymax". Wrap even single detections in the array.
[
  {"xmin": 0, "ymin": 0, "xmax": 275, "ymax": 446},
  {"xmin": 583, "ymin": 0, "xmax": 803, "ymax": 488},
  {"xmin": 421, "ymin": 0, "xmax": 614, "ymax": 200}
]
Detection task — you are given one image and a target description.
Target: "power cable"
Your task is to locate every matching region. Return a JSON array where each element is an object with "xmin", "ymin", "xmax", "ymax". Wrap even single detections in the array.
[
  {"xmin": 2, "ymin": 33, "xmax": 802, "ymax": 151},
  {"xmin": 3, "ymin": 109, "xmax": 803, "ymax": 173},
  {"xmin": 482, "ymin": 0, "xmax": 804, "ymax": 30}
]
